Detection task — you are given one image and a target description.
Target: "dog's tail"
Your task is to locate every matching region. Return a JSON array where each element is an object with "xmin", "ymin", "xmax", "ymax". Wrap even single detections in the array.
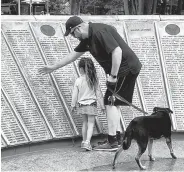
[{"xmin": 122, "ymin": 123, "xmax": 134, "ymax": 150}]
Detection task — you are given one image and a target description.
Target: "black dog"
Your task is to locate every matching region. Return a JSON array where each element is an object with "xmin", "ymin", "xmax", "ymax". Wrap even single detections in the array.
[{"xmin": 112, "ymin": 107, "xmax": 177, "ymax": 170}]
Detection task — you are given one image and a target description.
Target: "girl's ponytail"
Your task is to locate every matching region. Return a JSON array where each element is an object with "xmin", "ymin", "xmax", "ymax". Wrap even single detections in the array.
[{"xmin": 79, "ymin": 58, "xmax": 98, "ymax": 90}]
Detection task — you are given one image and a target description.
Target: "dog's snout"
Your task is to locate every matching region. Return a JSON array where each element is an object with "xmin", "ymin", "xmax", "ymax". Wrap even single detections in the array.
[
  {"xmin": 167, "ymin": 108, "xmax": 173, "ymax": 113},
  {"xmin": 123, "ymin": 138, "xmax": 129, "ymax": 150}
]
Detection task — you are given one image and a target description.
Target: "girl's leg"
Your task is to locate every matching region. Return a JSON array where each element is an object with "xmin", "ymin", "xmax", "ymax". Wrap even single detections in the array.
[
  {"xmin": 86, "ymin": 115, "xmax": 95, "ymax": 142},
  {"xmin": 81, "ymin": 114, "xmax": 88, "ymax": 141}
]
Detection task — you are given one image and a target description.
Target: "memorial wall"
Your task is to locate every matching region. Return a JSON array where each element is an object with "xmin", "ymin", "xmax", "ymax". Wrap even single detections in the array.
[{"xmin": 1, "ymin": 16, "xmax": 184, "ymax": 148}]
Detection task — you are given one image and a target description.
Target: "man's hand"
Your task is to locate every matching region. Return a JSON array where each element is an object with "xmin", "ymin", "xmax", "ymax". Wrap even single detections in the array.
[
  {"xmin": 107, "ymin": 75, "xmax": 117, "ymax": 83},
  {"xmin": 38, "ymin": 65, "xmax": 55, "ymax": 75},
  {"xmin": 106, "ymin": 75, "xmax": 117, "ymax": 92}
]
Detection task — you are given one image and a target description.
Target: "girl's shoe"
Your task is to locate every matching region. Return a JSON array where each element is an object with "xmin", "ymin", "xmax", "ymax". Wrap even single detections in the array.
[
  {"xmin": 83, "ymin": 141, "xmax": 92, "ymax": 151},
  {"xmin": 81, "ymin": 141, "xmax": 86, "ymax": 148}
]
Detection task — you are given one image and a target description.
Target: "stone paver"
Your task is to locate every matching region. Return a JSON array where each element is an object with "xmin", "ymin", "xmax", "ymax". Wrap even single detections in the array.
[{"xmin": 1, "ymin": 133, "xmax": 184, "ymax": 171}]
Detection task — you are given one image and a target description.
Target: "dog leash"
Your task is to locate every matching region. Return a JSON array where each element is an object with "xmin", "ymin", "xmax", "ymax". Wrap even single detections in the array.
[{"xmin": 107, "ymin": 85, "xmax": 148, "ymax": 115}]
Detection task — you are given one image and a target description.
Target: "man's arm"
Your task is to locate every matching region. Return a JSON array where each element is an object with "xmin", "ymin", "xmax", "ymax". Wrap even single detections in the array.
[
  {"xmin": 94, "ymin": 30, "xmax": 122, "ymax": 82},
  {"xmin": 111, "ymin": 46, "xmax": 122, "ymax": 77},
  {"xmin": 107, "ymin": 46, "xmax": 122, "ymax": 83},
  {"xmin": 38, "ymin": 51, "xmax": 84, "ymax": 75}
]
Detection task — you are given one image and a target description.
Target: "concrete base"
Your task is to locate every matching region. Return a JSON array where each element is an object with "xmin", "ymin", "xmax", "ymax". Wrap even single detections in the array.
[{"xmin": 1, "ymin": 133, "xmax": 184, "ymax": 171}]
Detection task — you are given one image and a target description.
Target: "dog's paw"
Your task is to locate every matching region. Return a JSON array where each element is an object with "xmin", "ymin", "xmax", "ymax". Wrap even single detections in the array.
[
  {"xmin": 135, "ymin": 158, "xmax": 146, "ymax": 170},
  {"xmin": 112, "ymin": 162, "xmax": 116, "ymax": 169},
  {"xmin": 140, "ymin": 165, "xmax": 146, "ymax": 170},
  {"xmin": 171, "ymin": 153, "xmax": 177, "ymax": 159},
  {"xmin": 148, "ymin": 155, "xmax": 155, "ymax": 161}
]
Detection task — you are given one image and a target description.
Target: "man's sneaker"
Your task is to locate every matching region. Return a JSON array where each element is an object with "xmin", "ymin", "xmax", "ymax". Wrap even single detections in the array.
[
  {"xmin": 96, "ymin": 139, "xmax": 121, "ymax": 147},
  {"xmin": 93, "ymin": 141, "xmax": 119, "ymax": 151},
  {"xmin": 81, "ymin": 141, "xmax": 86, "ymax": 148},
  {"xmin": 116, "ymin": 131, "xmax": 122, "ymax": 146},
  {"xmin": 97, "ymin": 139, "xmax": 108, "ymax": 145},
  {"xmin": 118, "ymin": 140, "xmax": 122, "ymax": 146},
  {"xmin": 82, "ymin": 141, "xmax": 92, "ymax": 151}
]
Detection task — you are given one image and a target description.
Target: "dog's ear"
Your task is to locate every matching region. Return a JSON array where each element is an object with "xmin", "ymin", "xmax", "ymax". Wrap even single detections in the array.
[
  {"xmin": 153, "ymin": 107, "xmax": 158, "ymax": 112},
  {"xmin": 166, "ymin": 108, "xmax": 173, "ymax": 113}
]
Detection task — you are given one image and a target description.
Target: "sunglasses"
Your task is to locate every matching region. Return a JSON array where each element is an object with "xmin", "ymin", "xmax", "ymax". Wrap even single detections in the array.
[{"xmin": 70, "ymin": 25, "xmax": 81, "ymax": 37}]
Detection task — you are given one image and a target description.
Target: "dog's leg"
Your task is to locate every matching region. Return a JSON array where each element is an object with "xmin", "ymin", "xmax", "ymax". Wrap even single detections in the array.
[
  {"xmin": 112, "ymin": 147, "xmax": 123, "ymax": 169},
  {"xmin": 135, "ymin": 140, "xmax": 148, "ymax": 170},
  {"xmin": 165, "ymin": 137, "xmax": 177, "ymax": 159},
  {"xmin": 148, "ymin": 138, "xmax": 155, "ymax": 161}
]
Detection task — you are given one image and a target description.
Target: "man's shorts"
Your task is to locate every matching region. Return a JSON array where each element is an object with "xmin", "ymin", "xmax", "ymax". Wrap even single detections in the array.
[{"xmin": 104, "ymin": 72, "xmax": 139, "ymax": 106}]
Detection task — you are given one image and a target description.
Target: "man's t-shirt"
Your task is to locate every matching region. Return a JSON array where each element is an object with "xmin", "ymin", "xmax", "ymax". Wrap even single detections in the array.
[{"xmin": 74, "ymin": 22, "xmax": 142, "ymax": 76}]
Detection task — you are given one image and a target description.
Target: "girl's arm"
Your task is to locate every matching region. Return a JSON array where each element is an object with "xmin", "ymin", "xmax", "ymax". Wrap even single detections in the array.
[{"xmin": 71, "ymin": 80, "xmax": 79, "ymax": 108}]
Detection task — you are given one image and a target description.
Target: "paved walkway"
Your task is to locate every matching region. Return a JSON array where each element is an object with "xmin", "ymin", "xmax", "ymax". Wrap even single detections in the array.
[{"xmin": 1, "ymin": 133, "xmax": 184, "ymax": 171}]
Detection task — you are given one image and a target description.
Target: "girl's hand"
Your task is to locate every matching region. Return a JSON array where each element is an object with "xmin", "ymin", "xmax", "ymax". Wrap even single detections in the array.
[
  {"xmin": 38, "ymin": 65, "xmax": 55, "ymax": 75},
  {"xmin": 71, "ymin": 106, "xmax": 76, "ymax": 113},
  {"xmin": 101, "ymin": 108, "xmax": 106, "ymax": 114}
]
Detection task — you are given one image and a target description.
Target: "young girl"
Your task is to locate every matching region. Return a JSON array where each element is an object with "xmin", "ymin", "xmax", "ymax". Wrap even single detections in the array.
[{"xmin": 71, "ymin": 57, "xmax": 105, "ymax": 151}]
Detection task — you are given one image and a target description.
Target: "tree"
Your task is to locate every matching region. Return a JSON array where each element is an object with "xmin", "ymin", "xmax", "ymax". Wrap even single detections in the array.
[
  {"xmin": 49, "ymin": 0, "xmax": 70, "ymax": 14},
  {"xmin": 137, "ymin": 0, "xmax": 145, "ymax": 15},
  {"xmin": 152, "ymin": 0, "xmax": 158, "ymax": 14},
  {"xmin": 176, "ymin": 0, "xmax": 183, "ymax": 14},
  {"xmin": 70, "ymin": 0, "xmax": 81, "ymax": 15},
  {"xmin": 123, "ymin": 0, "xmax": 129, "ymax": 14},
  {"xmin": 124, "ymin": 0, "xmax": 158, "ymax": 15},
  {"xmin": 48, "ymin": 0, "xmax": 183, "ymax": 15},
  {"xmin": 104, "ymin": 0, "xmax": 124, "ymax": 14},
  {"xmin": 81, "ymin": 0, "xmax": 123, "ymax": 15}
]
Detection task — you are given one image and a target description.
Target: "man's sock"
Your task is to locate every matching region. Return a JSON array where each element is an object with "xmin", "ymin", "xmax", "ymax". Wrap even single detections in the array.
[
  {"xmin": 116, "ymin": 131, "xmax": 121, "ymax": 145},
  {"xmin": 108, "ymin": 135, "xmax": 118, "ymax": 145}
]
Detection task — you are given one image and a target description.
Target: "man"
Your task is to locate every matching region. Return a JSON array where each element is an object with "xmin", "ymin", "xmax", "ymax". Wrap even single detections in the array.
[{"xmin": 38, "ymin": 16, "xmax": 142, "ymax": 151}]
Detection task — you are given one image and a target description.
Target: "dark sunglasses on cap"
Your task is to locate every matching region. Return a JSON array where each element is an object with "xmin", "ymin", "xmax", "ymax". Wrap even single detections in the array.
[{"xmin": 70, "ymin": 25, "xmax": 81, "ymax": 37}]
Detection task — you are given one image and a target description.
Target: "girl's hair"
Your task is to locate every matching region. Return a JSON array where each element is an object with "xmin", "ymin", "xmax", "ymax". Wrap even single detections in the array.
[{"xmin": 78, "ymin": 57, "xmax": 98, "ymax": 90}]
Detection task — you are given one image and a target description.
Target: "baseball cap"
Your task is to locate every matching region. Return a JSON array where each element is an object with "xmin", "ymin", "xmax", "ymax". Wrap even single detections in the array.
[{"xmin": 64, "ymin": 16, "xmax": 83, "ymax": 36}]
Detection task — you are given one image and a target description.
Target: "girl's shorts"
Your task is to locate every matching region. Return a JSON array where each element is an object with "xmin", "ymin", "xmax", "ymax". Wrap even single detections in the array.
[{"xmin": 78, "ymin": 102, "xmax": 97, "ymax": 116}]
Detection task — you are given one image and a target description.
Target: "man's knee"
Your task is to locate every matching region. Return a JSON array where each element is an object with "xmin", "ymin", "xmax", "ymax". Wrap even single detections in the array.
[
  {"xmin": 106, "ymin": 105, "xmax": 121, "ymax": 125},
  {"xmin": 106, "ymin": 105, "xmax": 119, "ymax": 115}
]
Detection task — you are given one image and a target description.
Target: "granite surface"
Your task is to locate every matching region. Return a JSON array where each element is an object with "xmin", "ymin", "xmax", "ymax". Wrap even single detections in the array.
[{"xmin": 1, "ymin": 133, "xmax": 184, "ymax": 171}]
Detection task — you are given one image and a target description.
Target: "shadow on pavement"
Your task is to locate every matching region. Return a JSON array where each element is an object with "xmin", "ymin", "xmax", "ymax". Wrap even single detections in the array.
[{"xmin": 83, "ymin": 158, "xmax": 183, "ymax": 171}]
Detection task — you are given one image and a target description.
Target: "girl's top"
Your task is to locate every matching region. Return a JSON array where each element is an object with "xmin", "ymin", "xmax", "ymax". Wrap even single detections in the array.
[{"xmin": 71, "ymin": 75, "xmax": 96, "ymax": 107}]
